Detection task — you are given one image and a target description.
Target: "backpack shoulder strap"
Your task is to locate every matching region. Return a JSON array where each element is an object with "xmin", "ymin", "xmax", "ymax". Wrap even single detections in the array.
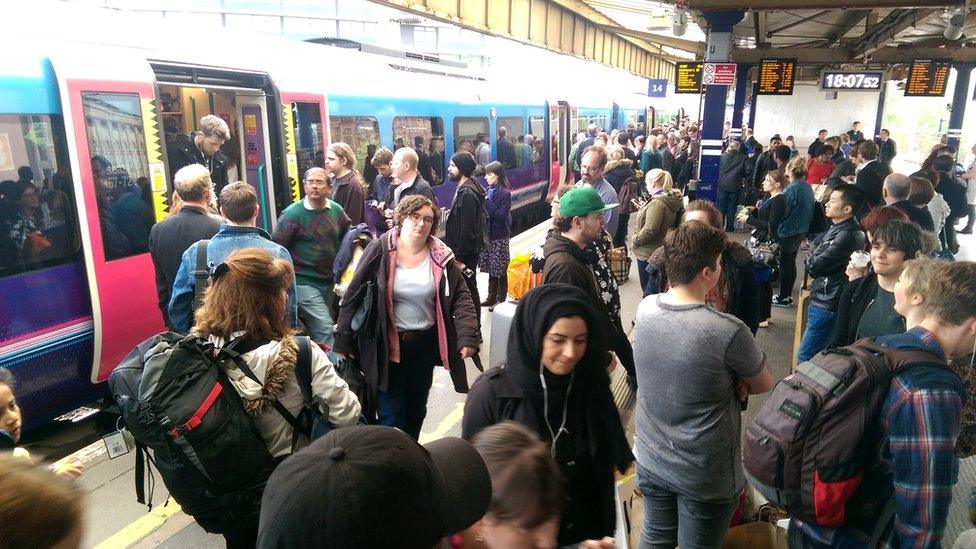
[
  {"xmin": 192, "ymin": 240, "xmax": 210, "ymax": 312},
  {"xmin": 853, "ymin": 338, "xmax": 951, "ymax": 374},
  {"xmin": 222, "ymin": 341, "xmax": 306, "ymax": 436}
]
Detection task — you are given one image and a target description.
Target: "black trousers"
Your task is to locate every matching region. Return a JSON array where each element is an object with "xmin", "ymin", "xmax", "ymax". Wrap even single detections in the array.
[{"xmin": 777, "ymin": 234, "xmax": 804, "ymax": 300}]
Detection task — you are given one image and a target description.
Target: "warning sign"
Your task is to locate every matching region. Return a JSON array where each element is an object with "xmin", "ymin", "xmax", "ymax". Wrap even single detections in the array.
[{"xmin": 703, "ymin": 63, "xmax": 736, "ymax": 86}]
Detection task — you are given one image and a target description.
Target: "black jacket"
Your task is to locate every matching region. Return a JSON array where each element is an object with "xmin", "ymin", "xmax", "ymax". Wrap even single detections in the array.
[
  {"xmin": 718, "ymin": 149, "xmax": 748, "ymax": 192},
  {"xmin": 746, "ymin": 193, "xmax": 786, "ymax": 242},
  {"xmin": 876, "ymin": 138, "xmax": 897, "ymax": 165},
  {"xmin": 750, "ymin": 150, "xmax": 778, "ymax": 188},
  {"xmin": 891, "ymin": 200, "xmax": 935, "ymax": 232},
  {"xmin": 832, "ymin": 272, "xmax": 879, "ymax": 348},
  {"xmin": 166, "ymin": 133, "xmax": 229, "ymax": 194},
  {"xmin": 147, "ymin": 206, "xmax": 221, "ymax": 328},
  {"xmin": 603, "ymin": 159, "xmax": 635, "ymax": 194},
  {"xmin": 443, "ymin": 177, "xmax": 486, "ymax": 265},
  {"xmin": 856, "ymin": 161, "xmax": 888, "ymax": 209},
  {"xmin": 542, "ymin": 234, "xmax": 636, "ymax": 378},
  {"xmin": 385, "ymin": 174, "xmax": 436, "ymax": 208},
  {"xmin": 805, "ymin": 217, "xmax": 865, "ymax": 311},
  {"xmin": 826, "ymin": 160, "xmax": 856, "ymax": 188},
  {"xmin": 936, "ymin": 172, "xmax": 969, "ymax": 220},
  {"xmin": 644, "ymin": 241, "xmax": 761, "ymax": 334}
]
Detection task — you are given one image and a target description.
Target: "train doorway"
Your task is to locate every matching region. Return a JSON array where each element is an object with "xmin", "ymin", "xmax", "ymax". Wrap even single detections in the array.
[{"xmin": 152, "ymin": 63, "xmax": 285, "ymax": 232}]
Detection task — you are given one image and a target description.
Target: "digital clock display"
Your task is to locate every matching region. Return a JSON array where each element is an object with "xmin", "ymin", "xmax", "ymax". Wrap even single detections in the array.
[{"xmin": 820, "ymin": 71, "xmax": 884, "ymax": 91}]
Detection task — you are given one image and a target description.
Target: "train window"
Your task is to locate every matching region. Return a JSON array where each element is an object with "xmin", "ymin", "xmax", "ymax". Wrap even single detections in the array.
[
  {"xmin": 393, "ymin": 116, "xmax": 444, "ymax": 185},
  {"xmin": 80, "ymin": 92, "xmax": 154, "ymax": 261},
  {"xmin": 292, "ymin": 102, "xmax": 325, "ymax": 178},
  {"xmin": 495, "ymin": 116, "xmax": 523, "ymax": 168},
  {"xmin": 328, "ymin": 116, "xmax": 379, "ymax": 175},
  {"xmin": 453, "ymin": 116, "xmax": 489, "ymax": 166},
  {"xmin": 529, "ymin": 116, "xmax": 547, "ymax": 165},
  {"xmin": 0, "ymin": 115, "xmax": 79, "ymax": 277}
]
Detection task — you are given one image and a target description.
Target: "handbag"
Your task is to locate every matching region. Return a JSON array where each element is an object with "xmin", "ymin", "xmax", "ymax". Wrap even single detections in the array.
[
  {"xmin": 607, "ymin": 246, "xmax": 632, "ymax": 285},
  {"xmin": 617, "ymin": 178, "xmax": 640, "ymax": 214}
]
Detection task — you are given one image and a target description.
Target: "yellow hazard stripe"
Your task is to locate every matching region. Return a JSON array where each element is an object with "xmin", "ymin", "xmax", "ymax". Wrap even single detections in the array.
[
  {"xmin": 418, "ymin": 402, "xmax": 464, "ymax": 445},
  {"xmin": 93, "ymin": 500, "xmax": 182, "ymax": 549}
]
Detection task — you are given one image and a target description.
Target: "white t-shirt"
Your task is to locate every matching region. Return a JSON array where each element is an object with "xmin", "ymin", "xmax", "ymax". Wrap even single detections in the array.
[{"xmin": 393, "ymin": 254, "xmax": 436, "ymax": 331}]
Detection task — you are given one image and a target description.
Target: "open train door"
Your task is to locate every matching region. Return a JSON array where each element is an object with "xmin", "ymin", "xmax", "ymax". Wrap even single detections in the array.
[
  {"xmin": 546, "ymin": 100, "xmax": 572, "ymax": 198},
  {"xmin": 50, "ymin": 47, "xmax": 168, "ymax": 383},
  {"xmin": 279, "ymin": 92, "xmax": 329, "ymax": 211}
]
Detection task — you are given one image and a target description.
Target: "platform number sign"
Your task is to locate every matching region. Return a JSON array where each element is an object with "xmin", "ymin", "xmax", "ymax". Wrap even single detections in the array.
[{"xmin": 648, "ymin": 79, "xmax": 667, "ymax": 98}]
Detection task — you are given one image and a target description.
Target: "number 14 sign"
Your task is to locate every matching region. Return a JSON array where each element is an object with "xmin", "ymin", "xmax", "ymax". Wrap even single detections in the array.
[{"xmin": 648, "ymin": 79, "xmax": 667, "ymax": 98}]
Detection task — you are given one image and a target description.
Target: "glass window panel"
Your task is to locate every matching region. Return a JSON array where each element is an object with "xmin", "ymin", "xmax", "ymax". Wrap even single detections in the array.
[
  {"xmin": 496, "ymin": 116, "xmax": 523, "ymax": 168},
  {"xmin": 453, "ymin": 116, "xmax": 489, "ymax": 167},
  {"xmin": 328, "ymin": 116, "xmax": 379, "ymax": 175},
  {"xmin": 393, "ymin": 116, "xmax": 445, "ymax": 185},
  {"xmin": 292, "ymin": 102, "xmax": 324, "ymax": 180},
  {"xmin": 80, "ymin": 92, "xmax": 153, "ymax": 261}
]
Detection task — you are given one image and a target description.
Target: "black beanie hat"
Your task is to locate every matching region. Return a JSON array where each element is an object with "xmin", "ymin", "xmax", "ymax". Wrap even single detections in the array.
[{"xmin": 450, "ymin": 151, "xmax": 477, "ymax": 178}]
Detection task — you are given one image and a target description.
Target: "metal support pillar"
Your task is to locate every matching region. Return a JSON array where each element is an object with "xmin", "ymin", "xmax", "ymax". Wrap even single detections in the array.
[
  {"xmin": 697, "ymin": 11, "xmax": 744, "ymax": 204},
  {"xmin": 948, "ymin": 63, "xmax": 973, "ymax": 156},
  {"xmin": 748, "ymin": 81, "xmax": 759, "ymax": 132},
  {"xmin": 873, "ymin": 81, "xmax": 887, "ymax": 141},
  {"xmin": 730, "ymin": 63, "xmax": 752, "ymax": 142}
]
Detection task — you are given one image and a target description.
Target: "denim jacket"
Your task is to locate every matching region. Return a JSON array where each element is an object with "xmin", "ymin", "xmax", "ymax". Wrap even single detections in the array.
[
  {"xmin": 777, "ymin": 178, "xmax": 815, "ymax": 239},
  {"xmin": 168, "ymin": 224, "xmax": 299, "ymax": 333}
]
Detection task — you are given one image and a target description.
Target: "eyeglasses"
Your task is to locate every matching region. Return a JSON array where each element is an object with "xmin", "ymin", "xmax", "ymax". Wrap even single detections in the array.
[
  {"xmin": 305, "ymin": 179, "xmax": 329, "ymax": 187},
  {"xmin": 408, "ymin": 213, "xmax": 434, "ymax": 226}
]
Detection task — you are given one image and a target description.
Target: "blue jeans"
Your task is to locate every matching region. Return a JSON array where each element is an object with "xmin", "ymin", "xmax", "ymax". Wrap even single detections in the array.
[
  {"xmin": 637, "ymin": 464, "xmax": 738, "ymax": 549},
  {"xmin": 797, "ymin": 303, "xmax": 837, "ymax": 362},
  {"xmin": 297, "ymin": 284, "xmax": 335, "ymax": 360},
  {"xmin": 638, "ymin": 258, "xmax": 650, "ymax": 293},
  {"xmin": 377, "ymin": 329, "xmax": 437, "ymax": 440},
  {"xmin": 716, "ymin": 189, "xmax": 739, "ymax": 231}
]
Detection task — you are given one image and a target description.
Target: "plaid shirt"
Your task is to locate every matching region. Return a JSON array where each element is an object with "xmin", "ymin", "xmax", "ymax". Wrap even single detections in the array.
[{"xmin": 794, "ymin": 327, "xmax": 965, "ymax": 548}]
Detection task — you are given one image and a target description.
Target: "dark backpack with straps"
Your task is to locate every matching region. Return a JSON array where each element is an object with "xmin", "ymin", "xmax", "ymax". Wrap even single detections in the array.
[
  {"xmin": 743, "ymin": 338, "xmax": 957, "ymax": 529},
  {"xmin": 109, "ymin": 333, "xmax": 276, "ymax": 534},
  {"xmin": 192, "ymin": 239, "xmax": 211, "ymax": 313}
]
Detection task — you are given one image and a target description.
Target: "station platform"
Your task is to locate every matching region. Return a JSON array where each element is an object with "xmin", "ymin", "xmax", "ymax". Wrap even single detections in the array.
[{"xmin": 41, "ymin": 220, "xmax": 976, "ymax": 548}]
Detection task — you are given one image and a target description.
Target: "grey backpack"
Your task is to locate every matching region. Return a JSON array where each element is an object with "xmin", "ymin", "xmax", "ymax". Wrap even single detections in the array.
[{"xmin": 742, "ymin": 339, "xmax": 952, "ymax": 528}]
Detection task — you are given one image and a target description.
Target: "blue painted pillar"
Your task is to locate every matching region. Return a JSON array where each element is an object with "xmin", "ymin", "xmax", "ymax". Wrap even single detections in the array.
[
  {"xmin": 730, "ymin": 63, "xmax": 752, "ymax": 142},
  {"xmin": 697, "ymin": 10, "xmax": 745, "ymax": 203},
  {"xmin": 748, "ymin": 81, "xmax": 759, "ymax": 132},
  {"xmin": 948, "ymin": 63, "xmax": 973, "ymax": 156}
]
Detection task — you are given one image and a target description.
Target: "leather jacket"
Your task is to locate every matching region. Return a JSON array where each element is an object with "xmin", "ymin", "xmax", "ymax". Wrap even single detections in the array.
[{"xmin": 806, "ymin": 217, "xmax": 865, "ymax": 311}]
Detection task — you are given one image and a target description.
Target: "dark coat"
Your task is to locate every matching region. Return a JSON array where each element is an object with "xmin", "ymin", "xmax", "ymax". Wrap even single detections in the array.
[
  {"xmin": 718, "ymin": 149, "xmax": 748, "ymax": 192},
  {"xmin": 484, "ymin": 185, "xmax": 511, "ymax": 240},
  {"xmin": 826, "ymin": 160, "xmax": 857, "ymax": 188},
  {"xmin": 644, "ymin": 241, "xmax": 761, "ymax": 334},
  {"xmin": 147, "ymin": 206, "xmax": 221, "ymax": 329},
  {"xmin": 496, "ymin": 138, "xmax": 518, "ymax": 169},
  {"xmin": 876, "ymin": 138, "xmax": 897, "ymax": 165},
  {"xmin": 443, "ymin": 178, "xmax": 487, "ymax": 265},
  {"xmin": 832, "ymin": 272, "xmax": 879, "ymax": 348},
  {"xmin": 385, "ymin": 174, "xmax": 437, "ymax": 208},
  {"xmin": 891, "ymin": 200, "xmax": 935, "ymax": 232},
  {"xmin": 750, "ymin": 150, "xmax": 778, "ymax": 188},
  {"xmin": 856, "ymin": 161, "xmax": 888, "ymax": 209},
  {"xmin": 936, "ymin": 172, "xmax": 969, "ymax": 220},
  {"xmin": 746, "ymin": 193, "xmax": 786, "ymax": 242},
  {"xmin": 331, "ymin": 171, "xmax": 367, "ymax": 226},
  {"xmin": 541, "ymin": 234, "xmax": 636, "ymax": 379},
  {"xmin": 333, "ymin": 230, "xmax": 480, "ymax": 420},
  {"xmin": 166, "ymin": 133, "xmax": 229, "ymax": 194},
  {"xmin": 603, "ymin": 159, "xmax": 635, "ymax": 194},
  {"xmin": 805, "ymin": 217, "xmax": 865, "ymax": 311},
  {"xmin": 461, "ymin": 284, "xmax": 631, "ymax": 545}
]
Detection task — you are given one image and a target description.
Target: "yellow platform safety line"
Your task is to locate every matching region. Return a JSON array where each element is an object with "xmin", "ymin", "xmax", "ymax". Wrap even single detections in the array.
[
  {"xmin": 94, "ymin": 500, "xmax": 183, "ymax": 549},
  {"xmin": 418, "ymin": 402, "xmax": 465, "ymax": 445}
]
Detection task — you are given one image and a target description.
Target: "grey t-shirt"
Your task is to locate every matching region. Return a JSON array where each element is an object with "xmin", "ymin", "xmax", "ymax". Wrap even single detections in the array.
[{"xmin": 633, "ymin": 295, "xmax": 766, "ymax": 501}]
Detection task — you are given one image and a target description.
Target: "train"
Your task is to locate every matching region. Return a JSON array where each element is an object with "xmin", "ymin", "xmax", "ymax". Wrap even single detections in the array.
[{"xmin": 0, "ymin": 4, "xmax": 682, "ymax": 429}]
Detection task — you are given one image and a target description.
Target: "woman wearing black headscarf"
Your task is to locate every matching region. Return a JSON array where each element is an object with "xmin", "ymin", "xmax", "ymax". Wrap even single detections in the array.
[{"xmin": 462, "ymin": 283, "xmax": 632, "ymax": 546}]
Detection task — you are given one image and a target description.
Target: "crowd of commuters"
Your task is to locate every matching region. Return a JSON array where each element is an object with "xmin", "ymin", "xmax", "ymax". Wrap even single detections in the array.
[{"xmin": 7, "ymin": 113, "xmax": 976, "ymax": 549}]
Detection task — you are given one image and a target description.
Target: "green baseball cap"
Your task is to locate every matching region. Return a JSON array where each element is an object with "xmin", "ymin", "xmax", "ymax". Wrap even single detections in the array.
[{"xmin": 558, "ymin": 186, "xmax": 618, "ymax": 218}]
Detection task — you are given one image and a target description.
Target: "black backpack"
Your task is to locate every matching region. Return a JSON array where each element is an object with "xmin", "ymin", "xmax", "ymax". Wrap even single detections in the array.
[{"xmin": 109, "ymin": 333, "xmax": 318, "ymax": 533}]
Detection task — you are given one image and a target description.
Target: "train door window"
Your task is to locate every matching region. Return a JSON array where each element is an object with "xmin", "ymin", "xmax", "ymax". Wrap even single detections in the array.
[
  {"xmin": 597, "ymin": 115, "xmax": 608, "ymax": 132},
  {"xmin": 496, "ymin": 116, "xmax": 523, "ymax": 168},
  {"xmin": 80, "ymin": 92, "xmax": 153, "ymax": 261},
  {"xmin": 526, "ymin": 115, "xmax": 546, "ymax": 165},
  {"xmin": 453, "ymin": 116, "xmax": 489, "ymax": 166},
  {"xmin": 329, "ymin": 116, "xmax": 379, "ymax": 174},
  {"xmin": 0, "ymin": 115, "xmax": 78, "ymax": 276},
  {"xmin": 293, "ymin": 102, "xmax": 325, "ymax": 178},
  {"xmin": 393, "ymin": 116, "xmax": 444, "ymax": 185}
]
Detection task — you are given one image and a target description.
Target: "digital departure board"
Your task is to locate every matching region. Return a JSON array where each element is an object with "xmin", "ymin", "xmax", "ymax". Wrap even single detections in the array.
[
  {"xmin": 820, "ymin": 71, "xmax": 884, "ymax": 91},
  {"xmin": 757, "ymin": 59, "xmax": 796, "ymax": 95},
  {"xmin": 905, "ymin": 59, "xmax": 951, "ymax": 97},
  {"xmin": 675, "ymin": 62, "xmax": 703, "ymax": 94}
]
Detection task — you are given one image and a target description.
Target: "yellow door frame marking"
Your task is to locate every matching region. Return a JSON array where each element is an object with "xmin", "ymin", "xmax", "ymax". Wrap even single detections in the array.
[{"xmin": 419, "ymin": 401, "xmax": 465, "ymax": 445}]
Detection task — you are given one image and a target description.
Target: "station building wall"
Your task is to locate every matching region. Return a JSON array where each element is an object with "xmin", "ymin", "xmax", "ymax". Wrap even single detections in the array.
[{"xmin": 753, "ymin": 82, "xmax": 880, "ymax": 148}]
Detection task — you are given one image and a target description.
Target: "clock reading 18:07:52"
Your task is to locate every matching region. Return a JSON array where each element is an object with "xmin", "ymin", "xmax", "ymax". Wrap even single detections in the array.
[{"xmin": 820, "ymin": 71, "xmax": 884, "ymax": 91}]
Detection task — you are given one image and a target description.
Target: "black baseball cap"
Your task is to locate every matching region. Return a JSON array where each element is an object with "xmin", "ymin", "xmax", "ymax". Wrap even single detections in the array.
[{"xmin": 257, "ymin": 426, "xmax": 491, "ymax": 548}]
